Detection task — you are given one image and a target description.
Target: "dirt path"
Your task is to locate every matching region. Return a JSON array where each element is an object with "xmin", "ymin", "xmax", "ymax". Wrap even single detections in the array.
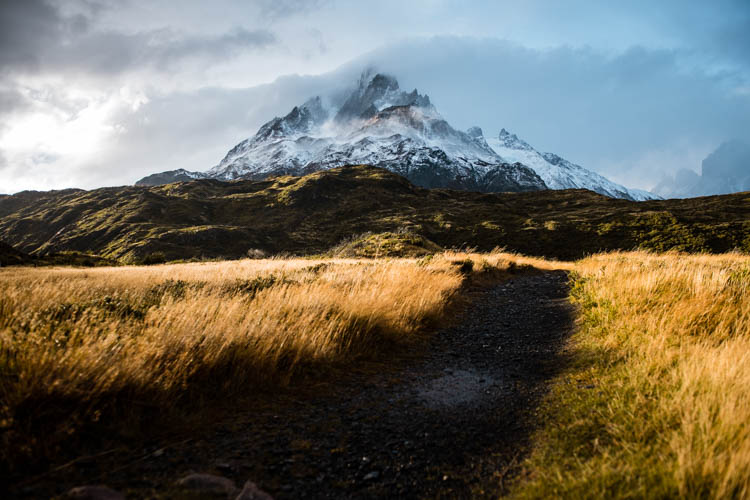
[{"xmin": 15, "ymin": 271, "xmax": 574, "ymax": 499}]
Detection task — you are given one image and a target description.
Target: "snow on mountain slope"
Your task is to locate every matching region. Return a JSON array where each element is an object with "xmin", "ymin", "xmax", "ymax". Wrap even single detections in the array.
[
  {"xmin": 197, "ymin": 72, "xmax": 547, "ymax": 192},
  {"xmin": 486, "ymin": 129, "xmax": 659, "ymax": 201},
  {"xmin": 136, "ymin": 70, "xmax": 656, "ymax": 200}
]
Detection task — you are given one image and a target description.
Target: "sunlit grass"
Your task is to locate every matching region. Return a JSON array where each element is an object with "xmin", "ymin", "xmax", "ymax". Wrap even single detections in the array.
[
  {"xmin": 513, "ymin": 251, "xmax": 750, "ymax": 499},
  {"xmin": 0, "ymin": 251, "xmax": 535, "ymax": 473}
]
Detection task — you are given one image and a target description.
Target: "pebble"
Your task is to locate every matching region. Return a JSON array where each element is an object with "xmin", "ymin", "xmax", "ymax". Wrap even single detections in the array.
[
  {"xmin": 66, "ymin": 485, "xmax": 125, "ymax": 500},
  {"xmin": 235, "ymin": 480, "xmax": 274, "ymax": 500},
  {"xmin": 175, "ymin": 473, "xmax": 238, "ymax": 495}
]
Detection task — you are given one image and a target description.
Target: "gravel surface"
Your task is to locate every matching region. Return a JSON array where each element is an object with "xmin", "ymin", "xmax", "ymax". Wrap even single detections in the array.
[{"xmin": 12, "ymin": 271, "xmax": 574, "ymax": 499}]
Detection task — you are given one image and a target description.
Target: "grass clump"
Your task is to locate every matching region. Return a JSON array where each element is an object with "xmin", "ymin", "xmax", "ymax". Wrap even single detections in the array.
[
  {"xmin": 329, "ymin": 229, "xmax": 443, "ymax": 258},
  {"xmin": 512, "ymin": 251, "xmax": 750, "ymax": 499}
]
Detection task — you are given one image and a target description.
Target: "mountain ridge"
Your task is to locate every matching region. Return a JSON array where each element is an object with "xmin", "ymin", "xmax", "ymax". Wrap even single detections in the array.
[
  {"xmin": 136, "ymin": 72, "xmax": 656, "ymax": 200},
  {"xmin": 3, "ymin": 165, "xmax": 747, "ymax": 263}
]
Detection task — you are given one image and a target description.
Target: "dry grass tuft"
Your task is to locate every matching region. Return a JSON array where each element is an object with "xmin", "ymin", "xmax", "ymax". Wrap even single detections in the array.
[{"xmin": 514, "ymin": 251, "xmax": 750, "ymax": 499}]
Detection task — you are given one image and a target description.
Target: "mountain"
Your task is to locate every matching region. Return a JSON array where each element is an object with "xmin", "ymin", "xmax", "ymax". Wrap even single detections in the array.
[
  {"xmin": 654, "ymin": 140, "xmax": 750, "ymax": 198},
  {"xmin": 5, "ymin": 165, "xmax": 750, "ymax": 263},
  {"xmin": 138, "ymin": 72, "xmax": 544, "ymax": 192},
  {"xmin": 136, "ymin": 71, "xmax": 654, "ymax": 199},
  {"xmin": 135, "ymin": 168, "xmax": 209, "ymax": 187},
  {"xmin": 487, "ymin": 129, "xmax": 657, "ymax": 201}
]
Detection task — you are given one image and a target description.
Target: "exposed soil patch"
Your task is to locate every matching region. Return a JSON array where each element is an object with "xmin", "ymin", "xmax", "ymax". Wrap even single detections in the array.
[{"xmin": 11, "ymin": 271, "xmax": 574, "ymax": 499}]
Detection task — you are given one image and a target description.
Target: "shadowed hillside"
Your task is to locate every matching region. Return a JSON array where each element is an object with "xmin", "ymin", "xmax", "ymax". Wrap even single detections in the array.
[
  {"xmin": 1, "ymin": 165, "xmax": 749, "ymax": 262},
  {"xmin": 0, "ymin": 241, "xmax": 30, "ymax": 267}
]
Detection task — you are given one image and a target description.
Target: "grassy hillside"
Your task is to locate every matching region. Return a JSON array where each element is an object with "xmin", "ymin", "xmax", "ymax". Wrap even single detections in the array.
[{"xmin": 1, "ymin": 165, "xmax": 748, "ymax": 263}]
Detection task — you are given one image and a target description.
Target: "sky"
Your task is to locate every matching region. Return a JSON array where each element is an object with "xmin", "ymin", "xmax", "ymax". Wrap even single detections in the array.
[{"xmin": 1, "ymin": 0, "xmax": 748, "ymax": 194}]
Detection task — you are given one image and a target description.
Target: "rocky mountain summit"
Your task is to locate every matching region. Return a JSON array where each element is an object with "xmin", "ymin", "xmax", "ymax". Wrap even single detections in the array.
[
  {"xmin": 137, "ymin": 71, "xmax": 656, "ymax": 200},
  {"xmin": 654, "ymin": 139, "xmax": 750, "ymax": 198}
]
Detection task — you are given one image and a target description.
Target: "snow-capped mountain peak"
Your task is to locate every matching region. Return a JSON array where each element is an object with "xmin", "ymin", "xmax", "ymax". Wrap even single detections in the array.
[
  {"xmin": 136, "ymin": 70, "xmax": 658, "ymax": 200},
  {"xmin": 196, "ymin": 72, "xmax": 547, "ymax": 193},
  {"xmin": 497, "ymin": 128, "xmax": 534, "ymax": 151},
  {"xmin": 335, "ymin": 71, "xmax": 433, "ymax": 123}
]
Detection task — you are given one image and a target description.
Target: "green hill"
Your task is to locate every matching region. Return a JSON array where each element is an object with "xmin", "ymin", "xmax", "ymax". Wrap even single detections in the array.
[{"xmin": 1, "ymin": 165, "xmax": 748, "ymax": 262}]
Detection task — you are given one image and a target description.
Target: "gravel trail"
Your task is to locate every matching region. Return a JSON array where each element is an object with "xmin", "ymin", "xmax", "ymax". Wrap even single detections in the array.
[{"xmin": 14, "ymin": 271, "xmax": 574, "ymax": 499}]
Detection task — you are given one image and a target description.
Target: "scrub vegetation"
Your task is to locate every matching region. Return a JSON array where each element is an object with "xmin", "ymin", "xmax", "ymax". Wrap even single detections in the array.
[{"xmin": 1, "ymin": 165, "xmax": 749, "ymax": 263}]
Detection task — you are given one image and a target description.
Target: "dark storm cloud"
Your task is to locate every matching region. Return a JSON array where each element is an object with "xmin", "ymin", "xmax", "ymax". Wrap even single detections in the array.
[
  {"xmin": 661, "ymin": 0, "xmax": 750, "ymax": 69},
  {"xmin": 0, "ymin": 0, "xmax": 66, "ymax": 72},
  {"xmin": 152, "ymin": 28, "xmax": 277, "ymax": 69},
  {"xmin": 0, "ymin": 0, "xmax": 277, "ymax": 78},
  {"xmin": 49, "ymin": 27, "xmax": 277, "ymax": 76}
]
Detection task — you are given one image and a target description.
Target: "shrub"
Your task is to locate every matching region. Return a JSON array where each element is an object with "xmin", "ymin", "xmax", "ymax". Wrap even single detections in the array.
[{"xmin": 141, "ymin": 251, "xmax": 167, "ymax": 265}]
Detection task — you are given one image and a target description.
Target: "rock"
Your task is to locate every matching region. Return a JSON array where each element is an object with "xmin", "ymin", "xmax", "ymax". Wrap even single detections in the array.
[
  {"xmin": 216, "ymin": 461, "xmax": 233, "ymax": 473},
  {"xmin": 66, "ymin": 485, "xmax": 125, "ymax": 500},
  {"xmin": 363, "ymin": 470, "xmax": 380, "ymax": 481},
  {"xmin": 175, "ymin": 473, "xmax": 238, "ymax": 495},
  {"xmin": 235, "ymin": 480, "xmax": 274, "ymax": 500}
]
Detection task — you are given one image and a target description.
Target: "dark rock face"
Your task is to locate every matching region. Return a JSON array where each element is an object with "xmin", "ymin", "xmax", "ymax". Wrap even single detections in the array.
[
  {"xmin": 334, "ymin": 72, "xmax": 431, "ymax": 123},
  {"xmin": 135, "ymin": 169, "xmax": 207, "ymax": 187}
]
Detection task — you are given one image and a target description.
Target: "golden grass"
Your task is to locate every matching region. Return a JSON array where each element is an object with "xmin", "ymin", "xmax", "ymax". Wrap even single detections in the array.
[
  {"xmin": 513, "ymin": 251, "xmax": 750, "ymax": 499},
  {"xmin": 12, "ymin": 247, "xmax": 748, "ymax": 497},
  {"xmin": 0, "ymin": 251, "xmax": 531, "ymax": 473}
]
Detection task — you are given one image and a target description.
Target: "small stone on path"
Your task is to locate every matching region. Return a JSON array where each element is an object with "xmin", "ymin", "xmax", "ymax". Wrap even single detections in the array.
[
  {"xmin": 66, "ymin": 485, "xmax": 125, "ymax": 500},
  {"xmin": 363, "ymin": 470, "xmax": 380, "ymax": 481},
  {"xmin": 235, "ymin": 480, "xmax": 274, "ymax": 500},
  {"xmin": 176, "ymin": 472, "xmax": 238, "ymax": 495}
]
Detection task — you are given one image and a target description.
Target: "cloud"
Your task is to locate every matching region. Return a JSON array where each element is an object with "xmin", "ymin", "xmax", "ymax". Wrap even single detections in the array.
[
  {"xmin": 0, "ymin": 0, "xmax": 65, "ymax": 72},
  {"xmin": 48, "ymin": 27, "xmax": 277, "ymax": 77},
  {"xmin": 654, "ymin": 139, "xmax": 750, "ymax": 197},
  {"xmin": 0, "ymin": 72, "xmax": 341, "ymax": 192},
  {"xmin": 255, "ymin": 0, "xmax": 332, "ymax": 21},
  {"xmin": 0, "ymin": 0, "xmax": 277, "ymax": 79},
  {"xmin": 0, "ymin": 88, "xmax": 30, "ymax": 114},
  {"xmin": 151, "ymin": 28, "xmax": 277, "ymax": 69}
]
